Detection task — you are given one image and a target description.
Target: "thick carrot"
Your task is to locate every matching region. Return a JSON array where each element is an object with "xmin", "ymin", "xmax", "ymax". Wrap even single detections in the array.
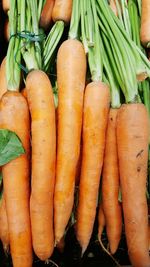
[
  {"xmin": 26, "ymin": 70, "xmax": 56, "ymax": 261},
  {"xmin": 76, "ymin": 81, "xmax": 110, "ymax": 254},
  {"xmin": 140, "ymin": 0, "xmax": 150, "ymax": 47},
  {"xmin": 52, "ymin": 0, "xmax": 73, "ymax": 24},
  {"xmin": 40, "ymin": 0, "xmax": 55, "ymax": 30},
  {"xmin": 102, "ymin": 108, "xmax": 122, "ymax": 254},
  {"xmin": 0, "ymin": 194, "xmax": 9, "ymax": 253},
  {"xmin": 54, "ymin": 39, "xmax": 86, "ymax": 244},
  {"xmin": 0, "ymin": 57, "xmax": 7, "ymax": 100},
  {"xmin": 117, "ymin": 103, "xmax": 150, "ymax": 267},
  {"xmin": 2, "ymin": 0, "xmax": 10, "ymax": 13},
  {"xmin": 98, "ymin": 202, "xmax": 106, "ymax": 240},
  {"xmin": 1, "ymin": 91, "xmax": 32, "ymax": 267}
]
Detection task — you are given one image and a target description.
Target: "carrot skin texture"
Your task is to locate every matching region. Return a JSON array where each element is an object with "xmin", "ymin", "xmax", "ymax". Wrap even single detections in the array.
[
  {"xmin": 102, "ymin": 108, "xmax": 122, "ymax": 254},
  {"xmin": 0, "ymin": 194, "xmax": 9, "ymax": 253},
  {"xmin": 0, "ymin": 57, "xmax": 7, "ymax": 100},
  {"xmin": 40, "ymin": 0, "xmax": 55, "ymax": 30},
  {"xmin": 54, "ymin": 39, "xmax": 86, "ymax": 243},
  {"xmin": 140, "ymin": 0, "xmax": 150, "ymax": 46},
  {"xmin": 1, "ymin": 91, "xmax": 32, "ymax": 267},
  {"xmin": 98, "ymin": 203, "xmax": 106, "ymax": 239},
  {"xmin": 52, "ymin": 0, "xmax": 73, "ymax": 24},
  {"xmin": 117, "ymin": 103, "xmax": 150, "ymax": 267},
  {"xmin": 26, "ymin": 70, "xmax": 56, "ymax": 261},
  {"xmin": 76, "ymin": 81, "xmax": 110, "ymax": 254}
]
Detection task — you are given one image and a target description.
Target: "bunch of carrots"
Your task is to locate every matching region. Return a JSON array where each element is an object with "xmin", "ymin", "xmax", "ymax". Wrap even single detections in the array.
[{"xmin": 0, "ymin": 0, "xmax": 150, "ymax": 267}]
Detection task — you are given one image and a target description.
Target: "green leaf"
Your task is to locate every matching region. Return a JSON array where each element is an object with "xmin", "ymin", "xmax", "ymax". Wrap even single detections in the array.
[{"xmin": 0, "ymin": 129, "xmax": 25, "ymax": 166}]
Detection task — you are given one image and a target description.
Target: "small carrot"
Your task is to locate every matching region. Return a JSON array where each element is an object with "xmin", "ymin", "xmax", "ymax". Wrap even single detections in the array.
[
  {"xmin": 52, "ymin": 0, "xmax": 73, "ymax": 24},
  {"xmin": 102, "ymin": 108, "xmax": 122, "ymax": 254},
  {"xmin": 0, "ymin": 193, "xmax": 9, "ymax": 253},
  {"xmin": 1, "ymin": 91, "xmax": 33, "ymax": 267},
  {"xmin": 76, "ymin": 81, "xmax": 110, "ymax": 254},
  {"xmin": 140, "ymin": 0, "xmax": 150, "ymax": 47},
  {"xmin": 117, "ymin": 103, "xmax": 150, "ymax": 267},
  {"xmin": 0, "ymin": 57, "xmax": 7, "ymax": 100},
  {"xmin": 40, "ymin": 0, "xmax": 55, "ymax": 30},
  {"xmin": 54, "ymin": 39, "xmax": 86, "ymax": 244},
  {"xmin": 26, "ymin": 70, "xmax": 56, "ymax": 261}
]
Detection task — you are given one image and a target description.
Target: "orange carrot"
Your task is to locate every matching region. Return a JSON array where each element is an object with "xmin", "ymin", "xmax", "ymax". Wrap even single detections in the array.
[
  {"xmin": 98, "ymin": 202, "xmax": 106, "ymax": 240},
  {"xmin": 140, "ymin": 0, "xmax": 150, "ymax": 47},
  {"xmin": 0, "ymin": 57, "xmax": 7, "ymax": 100},
  {"xmin": 2, "ymin": 0, "xmax": 10, "ymax": 13},
  {"xmin": 0, "ymin": 194, "xmax": 9, "ymax": 253},
  {"xmin": 21, "ymin": 88, "xmax": 27, "ymax": 99},
  {"xmin": 40, "ymin": 0, "xmax": 55, "ymax": 30},
  {"xmin": 1, "ymin": 91, "xmax": 32, "ymax": 267},
  {"xmin": 76, "ymin": 81, "xmax": 110, "ymax": 254},
  {"xmin": 54, "ymin": 39, "xmax": 86, "ymax": 244},
  {"xmin": 26, "ymin": 70, "xmax": 56, "ymax": 261},
  {"xmin": 117, "ymin": 103, "xmax": 150, "ymax": 267},
  {"xmin": 4, "ymin": 19, "xmax": 9, "ymax": 42},
  {"xmin": 52, "ymin": 0, "xmax": 73, "ymax": 24},
  {"xmin": 102, "ymin": 108, "xmax": 122, "ymax": 254}
]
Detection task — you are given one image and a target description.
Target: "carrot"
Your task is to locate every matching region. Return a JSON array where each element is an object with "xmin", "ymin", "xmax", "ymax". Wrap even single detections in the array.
[
  {"xmin": 40, "ymin": 0, "xmax": 55, "ymax": 30},
  {"xmin": 1, "ymin": 91, "xmax": 33, "ymax": 267},
  {"xmin": 75, "ymin": 143, "xmax": 82, "ymax": 186},
  {"xmin": 4, "ymin": 19, "xmax": 10, "ymax": 42},
  {"xmin": 76, "ymin": 81, "xmax": 110, "ymax": 254},
  {"xmin": 102, "ymin": 108, "xmax": 122, "ymax": 254},
  {"xmin": 117, "ymin": 103, "xmax": 150, "ymax": 267},
  {"xmin": 98, "ymin": 202, "xmax": 106, "ymax": 240},
  {"xmin": 2, "ymin": 0, "xmax": 10, "ymax": 13},
  {"xmin": 52, "ymin": 0, "xmax": 73, "ymax": 24},
  {"xmin": 21, "ymin": 88, "xmax": 27, "ymax": 99},
  {"xmin": 0, "ymin": 57, "xmax": 7, "ymax": 100},
  {"xmin": 140, "ymin": 0, "xmax": 150, "ymax": 47},
  {"xmin": 0, "ymin": 194, "xmax": 9, "ymax": 253},
  {"xmin": 26, "ymin": 70, "xmax": 56, "ymax": 261},
  {"xmin": 54, "ymin": 39, "xmax": 86, "ymax": 244}
]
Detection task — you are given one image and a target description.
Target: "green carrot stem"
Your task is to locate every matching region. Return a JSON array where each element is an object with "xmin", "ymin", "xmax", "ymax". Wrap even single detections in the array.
[
  {"xmin": 38, "ymin": 0, "xmax": 46, "ymax": 21},
  {"xmin": 43, "ymin": 21, "xmax": 64, "ymax": 72},
  {"xmin": 80, "ymin": 0, "xmax": 88, "ymax": 53},
  {"xmin": 68, "ymin": 0, "xmax": 80, "ymax": 39},
  {"xmin": 120, "ymin": 0, "xmax": 132, "ymax": 37}
]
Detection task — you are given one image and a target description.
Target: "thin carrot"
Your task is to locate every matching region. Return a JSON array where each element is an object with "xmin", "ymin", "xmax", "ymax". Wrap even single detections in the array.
[
  {"xmin": 76, "ymin": 81, "xmax": 110, "ymax": 254},
  {"xmin": 0, "ymin": 193, "xmax": 9, "ymax": 253},
  {"xmin": 102, "ymin": 108, "xmax": 122, "ymax": 254},
  {"xmin": 2, "ymin": 0, "xmax": 10, "ymax": 13},
  {"xmin": 52, "ymin": 0, "xmax": 73, "ymax": 24},
  {"xmin": 140, "ymin": 0, "xmax": 150, "ymax": 47},
  {"xmin": 1, "ymin": 91, "xmax": 33, "ymax": 267},
  {"xmin": 0, "ymin": 57, "xmax": 7, "ymax": 100},
  {"xmin": 98, "ymin": 202, "xmax": 106, "ymax": 240},
  {"xmin": 26, "ymin": 70, "xmax": 56, "ymax": 261},
  {"xmin": 54, "ymin": 39, "xmax": 86, "ymax": 244},
  {"xmin": 117, "ymin": 103, "xmax": 150, "ymax": 267},
  {"xmin": 40, "ymin": 0, "xmax": 55, "ymax": 30}
]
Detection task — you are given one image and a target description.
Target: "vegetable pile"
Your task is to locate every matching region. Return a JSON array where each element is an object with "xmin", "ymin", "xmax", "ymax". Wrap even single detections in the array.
[{"xmin": 0, "ymin": 0, "xmax": 150, "ymax": 267}]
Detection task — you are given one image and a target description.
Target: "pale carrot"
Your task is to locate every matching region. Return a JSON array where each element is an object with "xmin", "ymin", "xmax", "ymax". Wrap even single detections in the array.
[
  {"xmin": 1, "ymin": 91, "xmax": 32, "ymax": 267},
  {"xmin": 26, "ymin": 70, "xmax": 56, "ymax": 261},
  {"xmin": 54, "ymin": 39, "xmax": 86, "ymax": 244},
  {"xmin": 76, "ymin": 81, "xmax": 110, "ymax": 254},
  {"xmin": 117, "ymin": 103, "xmax": 150, "ymax": 267}
]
